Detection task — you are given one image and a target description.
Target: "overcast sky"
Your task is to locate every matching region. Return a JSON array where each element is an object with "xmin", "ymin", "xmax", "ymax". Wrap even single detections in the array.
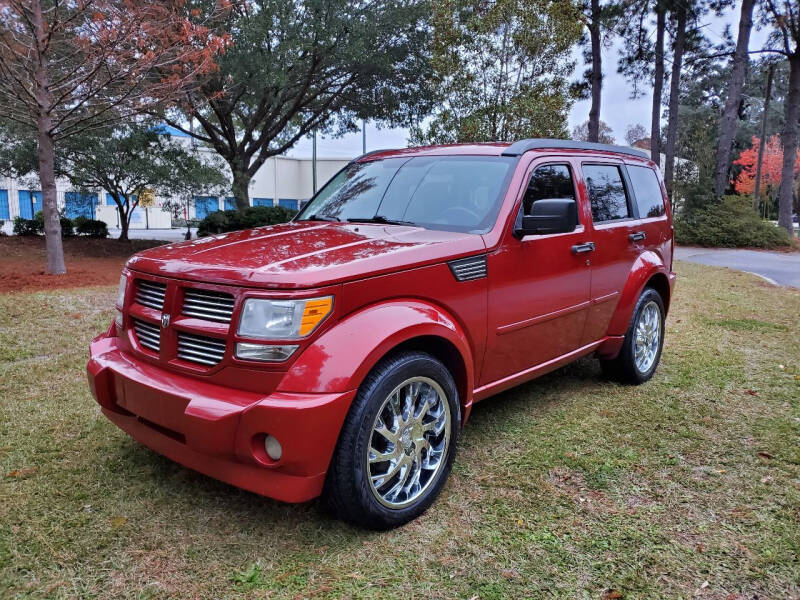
[{"xmin": 287, "ymin": 0, "xmax": 771, "ymax": 159}]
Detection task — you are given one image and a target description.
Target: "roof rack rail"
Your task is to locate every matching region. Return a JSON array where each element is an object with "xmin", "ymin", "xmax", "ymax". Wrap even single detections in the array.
[
  {"xmin": 501, "ymin": 138, "xmax": 648, "ymax": 159},
  {"xmin": 349, "ymin": 148, "xmax": 398, "ymax": 163}
]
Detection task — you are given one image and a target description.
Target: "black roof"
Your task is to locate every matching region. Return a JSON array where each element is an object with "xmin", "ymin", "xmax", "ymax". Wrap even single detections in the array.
[{"xmin": 501, "ymin": 138, "xmax": 649, "ymax": 159}]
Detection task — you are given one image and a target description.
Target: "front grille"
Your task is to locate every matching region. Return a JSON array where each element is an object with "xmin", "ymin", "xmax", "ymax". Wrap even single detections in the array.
[
  {"xmin": 448, "ymin": 255, "xmax": 488, "ymax": 282},
  {"xmin": 132, "ymin": 319, "xmax": 160, "ymax": 353},
  {"xmin": 182, "ymin": 288, "xmax": 235, "ymax": 323},
  {"xmin": 136, "ymin": 280, "xmax": 167, "ymax": 311},
  {"xmin": 177, "ymin": 332, "xmax": 226, "ymax": 366}
]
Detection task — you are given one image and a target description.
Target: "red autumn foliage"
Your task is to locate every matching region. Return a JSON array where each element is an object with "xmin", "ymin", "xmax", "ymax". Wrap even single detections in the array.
[{"xmin": 733, "ymin": 135, "xmax": 800, "ymax": 195}]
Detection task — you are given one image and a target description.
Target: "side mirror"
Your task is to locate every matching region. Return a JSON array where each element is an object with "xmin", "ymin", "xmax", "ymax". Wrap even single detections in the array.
[{"xmin": 514, "ymin": 198, "xmax": 577, "ymax": 237}]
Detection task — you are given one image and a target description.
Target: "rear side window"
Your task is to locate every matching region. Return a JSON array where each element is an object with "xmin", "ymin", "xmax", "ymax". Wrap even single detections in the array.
[
  {"xmin": 582, "ymin": 164, "xmax": 630, "ymax": 222},
  {"xmin": 627, "ymin": 165, "xmax": 666, "ymax": 218},
  {"xmin": 523, "ymin": 164, "xmax": 577, "ymax": 222}
]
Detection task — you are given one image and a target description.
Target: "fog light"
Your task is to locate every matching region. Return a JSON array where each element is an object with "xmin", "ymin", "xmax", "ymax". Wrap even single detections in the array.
[
  {"xmin": 114, "ymin": 309, "xmax": 123, "ymax": 329},
  {"xmin": 236, "ymin": 342, "xmax": 298, "ymax": 362},
  {"xmin": 264, "ymin": 435, "xmax": 282, "ymax": 461}
]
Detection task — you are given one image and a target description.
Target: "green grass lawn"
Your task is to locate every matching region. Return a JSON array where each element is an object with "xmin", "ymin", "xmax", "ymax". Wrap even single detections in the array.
[{"xmin": 1, "ymin": 261, "xmax": 798, "ymax": 599}]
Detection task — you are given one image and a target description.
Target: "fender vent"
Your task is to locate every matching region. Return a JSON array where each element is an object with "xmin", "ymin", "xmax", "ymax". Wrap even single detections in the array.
[{"xmin": 448, "ymin": 255, "xmax": 487, "ymax": 282}]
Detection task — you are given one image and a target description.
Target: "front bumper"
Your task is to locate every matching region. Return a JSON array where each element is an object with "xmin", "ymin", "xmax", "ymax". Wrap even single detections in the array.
[{"xmin": 87, "ymin": 334, "xmax": 355, "ymax": 503}]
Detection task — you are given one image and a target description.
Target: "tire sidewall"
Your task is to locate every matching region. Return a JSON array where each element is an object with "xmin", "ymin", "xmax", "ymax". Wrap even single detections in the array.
[
  {"xmin": 349, "ymin": 353, "xmax": 460, "ymax": 528},
  {"xmin": 626, "ymin": 288, "xmax": 665, "ymax": 383}
]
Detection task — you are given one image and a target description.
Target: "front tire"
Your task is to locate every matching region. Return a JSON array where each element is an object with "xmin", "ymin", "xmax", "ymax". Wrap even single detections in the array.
[
  {"xmin": 322, "ymin": 351, "xmax": 460, "ymax": 529},
  {"xmin": 601, "ymin": 287, "xmax": 665, "ymax": 384}
]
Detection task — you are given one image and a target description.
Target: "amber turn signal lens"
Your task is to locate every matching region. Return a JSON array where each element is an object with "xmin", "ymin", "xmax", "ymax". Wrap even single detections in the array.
[{"xmin": 299, "ymin": 297, "xmax": 333, "ymax": 336}]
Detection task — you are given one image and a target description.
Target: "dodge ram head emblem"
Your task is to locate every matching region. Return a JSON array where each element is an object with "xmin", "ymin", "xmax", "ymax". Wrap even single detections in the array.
[{"xmin": 161, "ymin": 313, "xmax": 171, "ymax": 328}]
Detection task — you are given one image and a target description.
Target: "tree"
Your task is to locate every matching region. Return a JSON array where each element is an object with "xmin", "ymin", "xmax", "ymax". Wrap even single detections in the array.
[
  {"xmin": 572, "ymin": 120, "xmax": 616, "ymax": 144},
  {"xmin": 762, "ymin": 0, "xmax": 800, "ymax": 235},
  {"xmin": 625, "ymin": 123, "xmax": 649, "ymax": 145},
  {"xmin": 712, "ymin": 0, "xmax": 756, "ymax": 198},
  {"xmin": 410, "ymin": 0, "xmax": 582, "ymax": 145},
  {"xmin": 575, "ymin": 0, "xmax": 627, "ymax": 142},
  {"xmin": 0, "ymin": 0, "xmax": 225, "ymax": 274},
  {"xmin": 165, "ymin": 0, "xmax": 434, "ymax": 209},
  {"xmin": 60, "ymin": 125, "xmax": 227, "ymax": 241},
  {"xmin": 733, "ymin": 135, "xmax": 799, "ymax": 200},
  {"xmin": 663, "ymin": 4, "xmax": 688, "ymax": 200}
]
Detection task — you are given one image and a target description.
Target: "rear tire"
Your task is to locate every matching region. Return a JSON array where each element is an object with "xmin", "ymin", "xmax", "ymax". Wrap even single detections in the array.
[
  {"xmin": 322, "ymin": 351, "xmax": 460, "ymax": 529},
  {"xmin": 600, "ymin": 287, "xmax": 665, "ymax": 384}
]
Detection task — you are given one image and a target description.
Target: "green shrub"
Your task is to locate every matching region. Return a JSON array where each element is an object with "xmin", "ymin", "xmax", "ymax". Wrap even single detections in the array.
[
  {"xmin": 674, "ymin": 195, "xmax": 791, "ymax": 249},
  {"xmin": 74, "ymin": 217, "xmax": 108, "ymax": 238},
  {"xmin": 197, "ymin": 205, "xmax": 297, "ymax": 237},
  {"xmin": 60, "ymin": 216, "xmax": 75, "ymax": 237},
  {"xmin": 13, "ymin": 216, "xmax": 43, "ymax": 236}
]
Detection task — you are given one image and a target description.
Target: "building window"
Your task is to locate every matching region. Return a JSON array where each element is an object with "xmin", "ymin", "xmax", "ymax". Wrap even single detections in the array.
[
  {"xmin": 278, "ymin": 198, "xmax": 298, "ymax": 210},
  {"xmin": 18, "ymin": 190, "xmax": 43, "ymax": 219},
  {"xmin": 224, "ymin": 196, "xmax": 237, "ymax": 211},
  {"xmin": 0, "ymin": 190, "xmax": 9, "ymax": 220},
  {"xmin": 253, "ymin": 197, "xmax": 274, "ymax": 207},
  {"xmin": 65, "ymin": 192, "xmax": 98, "ymax": 219}
]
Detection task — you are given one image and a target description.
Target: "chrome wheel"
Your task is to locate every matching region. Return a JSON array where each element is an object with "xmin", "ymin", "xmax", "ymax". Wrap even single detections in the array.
[
  {"xmin": 634, "ymin": 300, "xmax": 661, "ymax": 373},
  {"xmin": 366, "ymin": 376, "xmax": 451, "ymax": 509}
]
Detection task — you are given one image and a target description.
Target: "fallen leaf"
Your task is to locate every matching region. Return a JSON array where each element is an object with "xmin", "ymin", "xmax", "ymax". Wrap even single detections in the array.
[
  {"xmin": 5, "ymin": 467, "xmax": 36, "ymax": 478},
  {"xmin": 757, "ymin": 451, "xmax": 774, "ymax": 460},
  {"xmin": 695, "ymin": 543, "xmax": 705, "ymax": 553},
  {"xmin": 501, "ymin": 569, "xmax": 521, "ymax": 580},
  {"xmin": 110, "ymin": 516, "xmax": 128, "ymax": 528},
  {"xmin": 602, "ymin": 590, "xmax": 623, "ymax": 599},
  {"xmin": 700, "ymin": 580, "xmax": 709, "ymax": 589},
  {"xmin": 745, "ymin": 389, "xmax": 758, "ymax": 396}
]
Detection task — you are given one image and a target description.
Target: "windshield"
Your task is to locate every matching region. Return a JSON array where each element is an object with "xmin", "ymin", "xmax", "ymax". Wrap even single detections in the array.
[{"xmin": 296, "ymin": 155, "xmax": 516, "ymax": 233}]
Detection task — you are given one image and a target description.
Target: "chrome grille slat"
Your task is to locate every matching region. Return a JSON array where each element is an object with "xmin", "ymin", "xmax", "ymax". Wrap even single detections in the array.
[
  {"xmin": 181, "ymin": 288, "xmax": 235, "ymax": 323},
  {"xmin": 132, "ymin": 319, "xmax": 160, "ymax": 352},
  {"xmin": 177, "ymin": 331, "xmax": 226, "ymax": 367},
  {"xmin": 135, "ymin": 280, "xmax": 167, "ymax": 310}
]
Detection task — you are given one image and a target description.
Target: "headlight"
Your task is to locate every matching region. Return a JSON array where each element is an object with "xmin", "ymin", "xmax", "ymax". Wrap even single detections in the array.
[
  {"xmin": 116, "ymin": 273, "xmax": 128, "ymax": 308},
  {"xmin": 237, "ymin": 296, "xmax": 333, "ymax": 339}
]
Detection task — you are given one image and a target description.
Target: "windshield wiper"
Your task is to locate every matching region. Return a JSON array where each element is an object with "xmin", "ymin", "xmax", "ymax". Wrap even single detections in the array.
[
  {"xmin": 305, "ymin": 214, "xmax": 341, "ymax": 222},
  {"xmin": 347, "ymin": 215, "xmax": 417, "ymax": 226}
]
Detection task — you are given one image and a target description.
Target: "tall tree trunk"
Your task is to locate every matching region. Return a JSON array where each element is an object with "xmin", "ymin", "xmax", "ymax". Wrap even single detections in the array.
[
  {"xmin": 777, "ymin": 54, "xmax": 800, "ymax": 236},
  {"xmin": 663, "ymin": 5, "xmax": 687, "ymax": 205},
  {"xmin": 32, "ymin": 0, "xmax": 65, "ymax": 275},
  {"xmin": 118, "ymin": 204, "xmax": 130, "ymax": 242},
  {"xmin": 587, "ymin": 0, "xmax": 602, "ymax": 143},
  {"xmin": 651, "ymin": 6, "xmax": 666, "ymax": 164},
  {"xmin": 712, "ymin": 0, "xmax": 755, "ymax": 198},
  {"xmin": 231, "ymin": 165, "xmax": 252, "ymax": 210},
  {"xmin": 753, "ymin": 64, "xmax": 774, "ymax": 210}
]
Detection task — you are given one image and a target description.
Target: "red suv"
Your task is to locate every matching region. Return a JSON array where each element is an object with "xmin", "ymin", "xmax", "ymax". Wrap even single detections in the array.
[{"xmin": 87, "ymin": 139, "xmax": 675, "ymax": 528}]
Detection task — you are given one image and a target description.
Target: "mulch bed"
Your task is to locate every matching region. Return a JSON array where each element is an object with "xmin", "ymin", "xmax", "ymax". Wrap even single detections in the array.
[{"xmin": 0, "ymin": 236, "xmax": 166, "ymax": 294}]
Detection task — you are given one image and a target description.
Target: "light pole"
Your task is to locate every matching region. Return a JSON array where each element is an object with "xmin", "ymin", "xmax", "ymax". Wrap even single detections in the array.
[
  {"xmin": 312, "ymin": 129, "xmax": 317, "ymax": 194},
  {"xmin": 362, "ymin": 119, "xmax": 366, "ymax": 154}
]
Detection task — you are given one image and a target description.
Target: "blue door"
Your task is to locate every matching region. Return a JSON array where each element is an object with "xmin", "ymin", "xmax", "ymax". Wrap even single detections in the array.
[
  {"xmin": 193, "ymin": 196, "xmax": 219, "ymax": 219},
  {"xmin": 224, "ymin": 196, "xmax": 237, "ymax": 210},
  {"xmin": 18, "ymin": 190, "xmax": 43, "ymax": 219},
  {"xmin": 65, "ymin": 192, "xmax": 98, "ymax": 219},
  {"xmin": 278, "ymin": 198, "xmax": 298, "ymax": 210},
  {"xmin": 253, "ymin": 197, "xmax": 273, "ymax": 207},
  {"xmin": 0, "ymin": 190, "xmax": 8, "ymax": 220}
]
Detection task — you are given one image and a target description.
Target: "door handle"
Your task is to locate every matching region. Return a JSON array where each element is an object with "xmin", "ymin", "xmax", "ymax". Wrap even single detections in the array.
[
  {"xmin": 629, "ymin": 231, "xmax": 646, "ymax": 242},
  {"xmin": 571, "ymin": 242, "xmax": 595, "ymax": 254}
]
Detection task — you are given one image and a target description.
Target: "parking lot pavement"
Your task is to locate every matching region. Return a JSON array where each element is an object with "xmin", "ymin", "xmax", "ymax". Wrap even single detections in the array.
[
  {"xmin": 107, "ymin": 228, "xmax": 197, "ymax": 242},
  {"xmin": 675, "ymin": 246, "xmax": 800, "ymax": 289}
]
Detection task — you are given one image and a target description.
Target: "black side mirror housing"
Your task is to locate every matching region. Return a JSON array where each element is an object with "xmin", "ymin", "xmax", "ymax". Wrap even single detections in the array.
[{"xmin": 514, "ymin": 198, "xmax": 578, "ymax": 237}]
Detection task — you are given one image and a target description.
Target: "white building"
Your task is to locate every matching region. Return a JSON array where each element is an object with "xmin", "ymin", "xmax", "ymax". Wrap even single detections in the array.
[{"xmin": 0, "ymin": 126, "xmax": 354, "ymax": 234}]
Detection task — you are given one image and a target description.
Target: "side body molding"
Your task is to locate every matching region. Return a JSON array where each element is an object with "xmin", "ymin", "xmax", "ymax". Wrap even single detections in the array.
[{"xmin": 277, "ymin": 300, "xmax": 476, "ymax": 416}]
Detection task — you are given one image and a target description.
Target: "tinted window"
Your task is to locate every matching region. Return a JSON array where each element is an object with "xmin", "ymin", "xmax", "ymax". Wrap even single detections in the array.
[
  {"xmin": 627, "ymin": 165, "xmax": 666, "ymax": 218},
  {"xmin": 523, "ymin": 165, "xmax": 577, "ymax": 222},
  {"xmin": 297, "ymin": 156, "xmax": 515, "ymax": 233},
  {"xmin": 583, "ymin": 164, "xmax": 630, "ymax": 222}
]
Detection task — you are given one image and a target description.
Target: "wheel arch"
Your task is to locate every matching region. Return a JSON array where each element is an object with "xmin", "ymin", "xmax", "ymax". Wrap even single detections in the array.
[
  {"xmin": 606, "ymin": 251, "xmax": 671, "ymax": 336},
  {"xmin": 277, "ymin": 299, "xmax": 476, "ymax": 421}
]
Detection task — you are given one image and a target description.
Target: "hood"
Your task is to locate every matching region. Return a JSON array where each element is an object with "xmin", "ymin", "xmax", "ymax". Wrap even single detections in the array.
[{"xmin": 126, "ymin": 221, "xmax": 486, "ymax": 289}]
